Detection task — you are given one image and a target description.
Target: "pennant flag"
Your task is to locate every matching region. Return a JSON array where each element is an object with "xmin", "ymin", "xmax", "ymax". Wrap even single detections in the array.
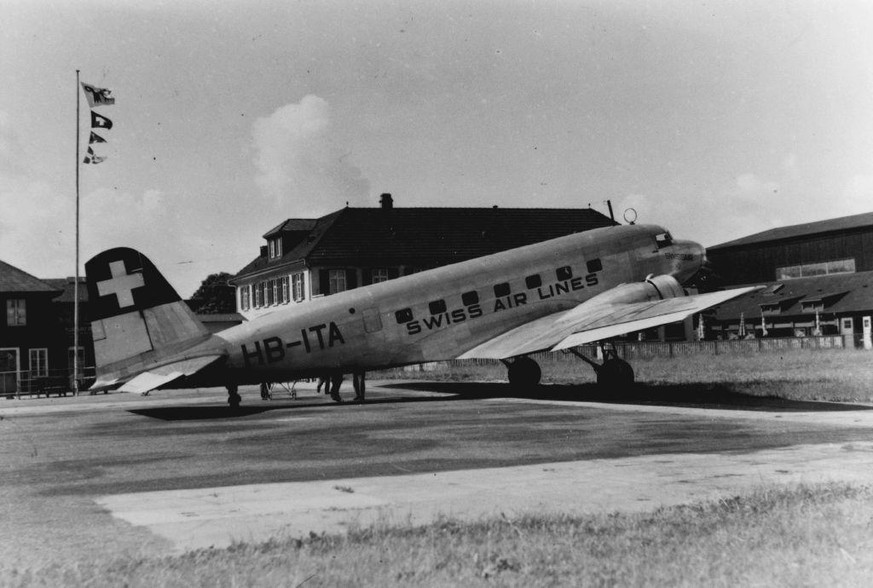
[
  {"xmin": 83, "ymin": 147, "xmax": 106, "ymax": 164},
  {"xmin": 81, "ymin": 82, "xmax": 115, "ymax": 107},
  {"xmin": 90, "ymin": 111, "xmax": 113, "ymax": 130},
  {"xmin": 89, "ymin": 131, "xmax": 107, "ymax": 144}
]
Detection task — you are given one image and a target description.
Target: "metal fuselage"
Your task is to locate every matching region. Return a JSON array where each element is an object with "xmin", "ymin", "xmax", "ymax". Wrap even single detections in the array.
[{"xmin": 196, "ymin": 224, "xmax": 704, "ymax": 384}]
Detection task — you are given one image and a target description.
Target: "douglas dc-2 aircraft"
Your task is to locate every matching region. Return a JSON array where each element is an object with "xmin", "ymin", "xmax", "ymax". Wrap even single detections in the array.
[{"xmin": 85, "ymin": 223, "xmax": 757, "ymax": 407}]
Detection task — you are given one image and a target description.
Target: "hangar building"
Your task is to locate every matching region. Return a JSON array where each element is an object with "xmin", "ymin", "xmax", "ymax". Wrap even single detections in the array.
[
  {"xmin": 706, "ymin": 211, "xmax": 873, "ymax": 344},
  {"xmin": 230, "ymin": 194, "xmax": 617, "ymax": 319}
]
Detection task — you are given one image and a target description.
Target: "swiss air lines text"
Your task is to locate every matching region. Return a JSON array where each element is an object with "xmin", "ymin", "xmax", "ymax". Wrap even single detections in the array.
[{"xmin": 405, "ymin": 271, "xmax": 599, "ymax": 336}]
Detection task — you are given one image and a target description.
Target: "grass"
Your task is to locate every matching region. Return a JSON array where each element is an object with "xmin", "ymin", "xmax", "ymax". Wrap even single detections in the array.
[
  {"xmin": 374, "ymin": 348, "xmax": 873, "ymax": 403},
  {"xmin": 8, "ymin": 483, "xmax": 873, "ymax": 587}
]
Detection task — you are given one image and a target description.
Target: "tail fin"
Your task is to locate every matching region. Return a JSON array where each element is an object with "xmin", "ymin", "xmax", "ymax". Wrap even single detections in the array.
[{"xmin": 85, "ymin": 248, "xmax": 212, "ymax": 388}]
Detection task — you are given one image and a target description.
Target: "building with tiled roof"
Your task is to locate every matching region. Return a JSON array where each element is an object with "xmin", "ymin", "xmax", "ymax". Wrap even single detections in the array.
[
  {"xmin": 706, "ymin": 211, "xmax": 873, "ymax": 346},
  {"xmin": 230, "ymin": 194, "xmax": 617, "ymax": 319},
  {"xmin": 709, "ymin": 271, "xmax": 873, "ymax": 341},
  {"xmin": 0, "ymin": 261, "xmax": 65, "ymax": 395}
]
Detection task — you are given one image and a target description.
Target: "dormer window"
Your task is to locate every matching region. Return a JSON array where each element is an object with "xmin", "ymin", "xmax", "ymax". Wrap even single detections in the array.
[
  {"xmin": 801, "ymin": 300, "xmax": 824, "ymax": 313},
  {"xmin": 760, "ymin": 303, "xmax": 781, "ymax": 315},
  {"xmin": 268, "ymin": 237, "xmax": 283, "ymax": 260}
]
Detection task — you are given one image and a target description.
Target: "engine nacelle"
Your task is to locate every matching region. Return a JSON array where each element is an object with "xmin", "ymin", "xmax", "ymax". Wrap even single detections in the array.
[{"xmin": 586, "ymin": 274, "xmax": 686, "ymax": 306}]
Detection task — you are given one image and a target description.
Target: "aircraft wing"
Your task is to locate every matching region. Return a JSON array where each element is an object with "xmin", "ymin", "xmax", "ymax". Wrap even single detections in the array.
[
  {"xmin": 94, "ymin": 354, "xmax": 225, "ymax": 394},
  {"xmin": 457, "ymin": 286, "xmax": 760, "ymax": 360}
]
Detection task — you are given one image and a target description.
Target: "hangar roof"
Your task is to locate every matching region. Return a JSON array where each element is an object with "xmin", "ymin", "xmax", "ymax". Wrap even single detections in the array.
[
  {"xmin": 0, "ymin": 259, "xmax": 61, "ymax": 295},
  {"xmin": 233, "ymin": 206, "xmax": 617, "ymax": 281},
  {"xmin": 711, "ymin": 271, "xmax": 873, "ymax": 320},
  {"xmin": 709, "ymin": 211, "xmax": 873, "ymax": 250}
]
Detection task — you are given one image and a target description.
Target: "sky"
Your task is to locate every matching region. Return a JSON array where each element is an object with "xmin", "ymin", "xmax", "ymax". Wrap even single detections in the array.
[{"xmin": 2, "ymin": 0, "xmax": 872, "ymax": 297}]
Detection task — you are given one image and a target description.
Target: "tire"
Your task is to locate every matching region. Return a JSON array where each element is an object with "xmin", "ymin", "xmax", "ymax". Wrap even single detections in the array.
[
  {"xmin": 507, "ymin": 357, "xmax": 542, "ymax": 390},
  {"xmin": 596, "ymin": 358, "xmax": 635, "ymax": 391}
]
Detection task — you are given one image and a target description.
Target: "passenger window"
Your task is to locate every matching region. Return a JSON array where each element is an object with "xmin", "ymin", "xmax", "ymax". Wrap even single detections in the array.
[
  {"xmin": 556, "ymin": 266, "xmax": 573, "ymax": 281},
  {"xmin": 428, "ymin": 299, "xmax": 447, "ymax": 315},
  {"xmin": 395, "ymin": 308, "xmax": 413, "ymax": 324},
  {"xmin": 587, "ymin": 258, "xmax": 602, "ymax": 273},
  {"xmin": 462, "ymin": 291, "xmax": 479, "ymax": 306},
  {"xmin": 494, "ymin": 282, "xmax": 511, "ymax": 297},
  {"xmin": 525, "ymin": 274, "xmax": 542, "ymax": 289}
]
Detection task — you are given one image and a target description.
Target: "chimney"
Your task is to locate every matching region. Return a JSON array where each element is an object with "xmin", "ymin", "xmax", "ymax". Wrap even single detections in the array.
[{"xmin": 380, "ymin": 193, "xmax": 393, "ymax": 210}]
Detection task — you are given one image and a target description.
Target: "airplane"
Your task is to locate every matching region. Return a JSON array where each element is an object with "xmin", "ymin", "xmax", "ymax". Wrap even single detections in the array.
[{"xmin": 84, "ymin": 223, "xmax": 758, "ymax": 408}]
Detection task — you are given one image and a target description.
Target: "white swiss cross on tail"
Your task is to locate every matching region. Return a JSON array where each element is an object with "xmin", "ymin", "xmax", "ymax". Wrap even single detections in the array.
[{"xmin": 97, "ymin": 260, "xmax": 145, "ymax": 308}]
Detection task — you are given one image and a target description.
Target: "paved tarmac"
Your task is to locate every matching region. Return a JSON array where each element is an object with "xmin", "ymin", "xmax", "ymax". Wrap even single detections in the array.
[{"xmin": 3, "ymin": 380, "xmax": 873, "ymax": 565}]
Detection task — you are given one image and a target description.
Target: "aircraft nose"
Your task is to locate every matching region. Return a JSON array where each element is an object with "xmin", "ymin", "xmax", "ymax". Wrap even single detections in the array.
[{"xmin": 672, "ymin": 239, "xmax": 706, "ymax": 282}]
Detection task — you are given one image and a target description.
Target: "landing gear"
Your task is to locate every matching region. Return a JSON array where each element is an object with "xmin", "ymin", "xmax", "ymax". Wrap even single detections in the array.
[
  {"xmin": 352, "ymin": 370, "xmax": 366, "ymax": 404},
  {"xmin": 505, "ymin": 356, "xmax": 542, "ymax": 391},
  {"xmin": 565, "ymin": 341, "xmax": 636, "ymax": 390},
  {"xmin": 227, "ymin": 383, "xmax": 241, "ymax": 409}
]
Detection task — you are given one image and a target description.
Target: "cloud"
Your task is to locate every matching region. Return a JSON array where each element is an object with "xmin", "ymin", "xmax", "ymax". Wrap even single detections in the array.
[
  {"xmin": 252, "ymin": 95, "xmax": 370, "ymax": 215},
  {"xmin": 734, "ymin": 173, "xmax": 780, "ymax": 199}
]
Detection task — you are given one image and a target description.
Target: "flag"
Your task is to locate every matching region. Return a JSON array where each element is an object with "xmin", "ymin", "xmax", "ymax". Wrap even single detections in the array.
[
  {"xmin": 90, "ymin": 111, "xmax": 113, "ymax": 130},
  {"xmin": 89, "ymin": 131, "xmax": 107, "ymax": 144},
  {"xmin": 81, "ymin": 82, "xmax": 115, "ymax": 107},
  {"xmin": 83, "ymin": 147, "xmax": 106, "ymax": 164}
]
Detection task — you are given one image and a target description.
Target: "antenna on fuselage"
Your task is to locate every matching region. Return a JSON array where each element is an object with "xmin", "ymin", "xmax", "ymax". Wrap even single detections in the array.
[{"xmin": 623, "ymin": 208, "xmax": 637, "ymax": 225}]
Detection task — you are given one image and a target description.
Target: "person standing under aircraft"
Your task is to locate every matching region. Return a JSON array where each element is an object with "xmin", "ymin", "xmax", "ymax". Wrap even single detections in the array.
[
  {"xmin": 352, "ymin": 370, "xmax": 365, "ymax": 403},
  {"xmin": 329, "ymin": 373, "xmax": 344, "ymax": 403}
]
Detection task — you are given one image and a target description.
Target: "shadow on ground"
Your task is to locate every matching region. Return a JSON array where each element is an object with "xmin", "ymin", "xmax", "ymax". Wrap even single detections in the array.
[
  {"xmin": 129, "ymin": 380, "xmax": 872, "ymax": 421},
  {"xmin": 381, "ymin": 381, "xmax": 873, "ymax": 413}
]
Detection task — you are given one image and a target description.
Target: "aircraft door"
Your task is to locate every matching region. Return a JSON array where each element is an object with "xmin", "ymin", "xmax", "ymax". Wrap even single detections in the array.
[{"xmin": 362, "ymin": 307, "xmax": 383, "ymax": 334}]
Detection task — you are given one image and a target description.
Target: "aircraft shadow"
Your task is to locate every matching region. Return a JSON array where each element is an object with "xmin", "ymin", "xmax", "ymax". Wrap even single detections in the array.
[
  {"xmin": 129, "ymin": 401, "xmax": 330, "ymax": 421},
  {"xmin": 128, "ymin": 381, "xmax": 870, "ymax": 421},
  {"xmin": 379, "ymin": 381, "xmax": 872, "ymax": 413}
]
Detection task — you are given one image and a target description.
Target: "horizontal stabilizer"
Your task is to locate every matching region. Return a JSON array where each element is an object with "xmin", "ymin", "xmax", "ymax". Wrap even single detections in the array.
[
  {"xmin": 116, "ymin": 355, "xmax": 224, "ymax": 394},
  {"xmin": 119, "ymin": 371, "xmax": 183, "ymax": 394}
]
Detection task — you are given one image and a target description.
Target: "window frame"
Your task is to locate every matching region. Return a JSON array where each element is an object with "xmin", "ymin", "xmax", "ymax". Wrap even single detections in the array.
[
  {"xmin": 29, "ymin": 348, "xmax": 48, "ymax": 378},
  {"xmin": 371, "ymin": 268, "xmax": 390, "ymax": 284},
  {"xmin": 328, "ymin": 269, "xmax": 347, "ymax": 294},
  {"xmin": 6, "ymin": 299, "xmax": 26, "ymax": 326},
  {"xmin": 291, "ymin": 272, "xmax": 305, "ymax": 302}
]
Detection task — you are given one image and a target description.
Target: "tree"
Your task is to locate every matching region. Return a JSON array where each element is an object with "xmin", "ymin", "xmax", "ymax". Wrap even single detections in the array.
[{"xmin": 188, "ymin": 272, "xmax": 236, "ymax": 314}]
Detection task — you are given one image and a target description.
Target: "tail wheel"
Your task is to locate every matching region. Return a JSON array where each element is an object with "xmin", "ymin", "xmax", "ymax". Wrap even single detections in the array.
[
  {"xmin": 507, "ymin": 357, "xmax": 542, "ymax": 390},
  {"xmin": 596, "ymin": 358, "xmax": 635, "ymax": 389}
]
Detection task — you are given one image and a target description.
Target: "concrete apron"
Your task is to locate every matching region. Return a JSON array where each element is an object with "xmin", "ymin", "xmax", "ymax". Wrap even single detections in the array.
[{"xmin": 97, "ymin": 439, "xmax": 873, "ymax": 553}]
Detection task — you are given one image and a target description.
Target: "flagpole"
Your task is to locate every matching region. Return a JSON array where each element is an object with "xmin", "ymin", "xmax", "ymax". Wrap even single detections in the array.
[{"xmin": 74, "ymin": 69, "xmax": 80, "ymax": 396}]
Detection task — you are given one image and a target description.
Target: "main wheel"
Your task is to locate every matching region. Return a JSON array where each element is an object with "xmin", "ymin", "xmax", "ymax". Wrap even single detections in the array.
[
  {"xmin": 596, "ymin": 358, "xmax": 635, "ymax": 390},
  {"xmin": 507, "ymin": 357, "xmax": 542, "ymax": 391},
  {"xmin": 228, "ymin": 391, "xmax": 241, "ymax": 409}
]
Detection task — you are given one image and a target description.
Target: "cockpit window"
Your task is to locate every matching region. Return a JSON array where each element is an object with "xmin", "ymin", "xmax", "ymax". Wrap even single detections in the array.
[{"xmin": 655, "ymin": 232, "xmax": 673, "ymax": 249}]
